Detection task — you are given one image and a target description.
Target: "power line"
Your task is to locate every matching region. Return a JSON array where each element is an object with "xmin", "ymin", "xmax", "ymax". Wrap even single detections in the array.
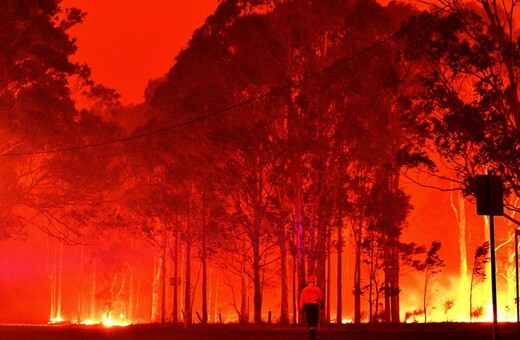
[{"xmin": 2, "ymin": 0, "xmax": 457, "ymax": 157}]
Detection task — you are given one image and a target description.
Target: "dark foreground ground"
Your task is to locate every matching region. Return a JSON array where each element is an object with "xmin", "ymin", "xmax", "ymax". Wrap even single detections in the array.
[{"xmin": 0, "ymin": 322, "xmax": 518, "ymax": 340}]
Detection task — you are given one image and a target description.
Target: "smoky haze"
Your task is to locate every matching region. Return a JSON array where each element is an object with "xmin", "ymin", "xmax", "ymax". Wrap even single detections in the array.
[{"xmin": 1, "ymin": 0, "xmax": 518, "ymax": 327}]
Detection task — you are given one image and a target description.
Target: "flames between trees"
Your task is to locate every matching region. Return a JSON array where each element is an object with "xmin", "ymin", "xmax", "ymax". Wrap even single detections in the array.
[{"xmin": 1, "ymin": 0, "xmax": 520, "ymax": 326}]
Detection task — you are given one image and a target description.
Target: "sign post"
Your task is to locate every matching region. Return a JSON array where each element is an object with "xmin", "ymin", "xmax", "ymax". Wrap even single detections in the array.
[{"xmin": 476, "ymin": 172, "xmax": 503, "ymax": 340}]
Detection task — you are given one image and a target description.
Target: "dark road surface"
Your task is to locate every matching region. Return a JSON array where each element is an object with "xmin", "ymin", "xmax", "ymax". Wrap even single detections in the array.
[{"xmin": 0, "ymin": 322, "xmax": 518, "ymax": 340}]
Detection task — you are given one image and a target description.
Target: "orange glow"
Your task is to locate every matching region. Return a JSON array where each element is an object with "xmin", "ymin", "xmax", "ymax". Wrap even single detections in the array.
[
  {"xmin": 48, "ymin": 317, "xmax": 65, "ymax": 324},
  {"xmin": 100, "ymin": 317, "xmax": 131, "ymax": 328},
  {"xmin": 2, "ymin": 0, "xmax": 520, "ymax": 328}
]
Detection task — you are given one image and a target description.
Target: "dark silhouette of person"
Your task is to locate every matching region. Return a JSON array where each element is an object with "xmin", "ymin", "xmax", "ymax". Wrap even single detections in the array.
[{"xmin": 299, "ymin": 275, "xmax": 323, "ymax": 340}]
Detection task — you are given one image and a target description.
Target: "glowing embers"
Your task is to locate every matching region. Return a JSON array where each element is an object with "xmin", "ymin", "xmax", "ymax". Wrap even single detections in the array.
[
  {"xmin": 78, "ymin": 319, "xmax": 97, "ymax": 325},
  {"xmin": 100, "ymin": 312, "xmax": 130, "ymax": 327},
  {"xmin": 48, "ymin": 317, "xmax": 71, "ymax": 325},
  {"xmin": 48, "ymin": 317, "xmax": 131, "ymax": 327},
  {"xmin": 77, "ymin": 318, "xmax": 130, "ymax": 327}
]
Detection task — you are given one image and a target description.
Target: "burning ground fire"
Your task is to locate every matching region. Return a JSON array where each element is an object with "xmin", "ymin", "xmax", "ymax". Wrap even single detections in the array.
[
  {"xmin": 38, "ymin": 217, "xmax": 520, "ymax": 327},
  {"xmin": 48, "ymin": 313, "xmax": 131, "ymax": 327}
]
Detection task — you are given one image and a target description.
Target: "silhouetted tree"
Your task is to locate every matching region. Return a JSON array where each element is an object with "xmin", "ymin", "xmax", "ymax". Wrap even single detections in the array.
[
  {"xmin": 150, "ymin": 0, "xmax": 420, "ymax": 325},
  {"xmin": 470, "ymin": 241, "xmax": 490, "ymax": 321},
  {"xmin": 0, "ymin": 0, "xmax": 126, "ymax": 246},
  {"xmin": 402, "ymin": 1, "xmax": 520, "ymax": 201},
  {"xmin": 414, "ymin": 240, "xmax": 445, "ymax": 322}
]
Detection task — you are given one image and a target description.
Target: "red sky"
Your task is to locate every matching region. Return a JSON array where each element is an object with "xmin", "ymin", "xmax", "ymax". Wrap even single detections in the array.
[{"xmin": 63, "ymin": 0, "xmax": 219, "ymax": 105}]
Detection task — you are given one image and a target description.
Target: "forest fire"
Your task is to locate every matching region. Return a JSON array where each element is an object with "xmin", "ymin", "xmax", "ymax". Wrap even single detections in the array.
[
  {"xmin": 99, "ymin": 314, "xmax": 131, "ymax": 328},
  {"xmin": 48, "ymin": 314, "xmax": 131, "ymax": 327},
  {"xmin": 1, "ymin": 1, "xmax": 520, "ymax": 337}
]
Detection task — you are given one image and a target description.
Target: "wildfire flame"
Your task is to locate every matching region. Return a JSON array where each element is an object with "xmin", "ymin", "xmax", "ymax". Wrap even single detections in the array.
[{"xmin": 101, "ymin": 313, "xmax": 130, "ymax": 327}]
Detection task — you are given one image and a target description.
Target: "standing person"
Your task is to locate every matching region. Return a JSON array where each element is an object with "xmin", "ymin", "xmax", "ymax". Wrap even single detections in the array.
[{"xmin": 299, "ymin": 275, "xmax": 323, "ymax": 340}]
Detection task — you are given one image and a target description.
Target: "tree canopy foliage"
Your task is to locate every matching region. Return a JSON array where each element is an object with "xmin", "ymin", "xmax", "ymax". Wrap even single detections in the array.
[
  {"xmin": 402, "ymin": 0, "xmax": 520, "ymax": 207},
  {"xmin": 0, "ymin": 0, "xmax": 124, "ymax": 243}
]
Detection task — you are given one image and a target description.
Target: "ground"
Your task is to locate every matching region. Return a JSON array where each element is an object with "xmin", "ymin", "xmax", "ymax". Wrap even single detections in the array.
[{"xmin": 0, "ymin": 322, "xmax": 518, "ymax": 339}]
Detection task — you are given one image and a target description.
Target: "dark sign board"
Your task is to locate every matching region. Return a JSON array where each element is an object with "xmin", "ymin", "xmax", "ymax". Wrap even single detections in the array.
[{"xmin": 476, "ymin": 174, "xmax": 504, "ymax": 216}]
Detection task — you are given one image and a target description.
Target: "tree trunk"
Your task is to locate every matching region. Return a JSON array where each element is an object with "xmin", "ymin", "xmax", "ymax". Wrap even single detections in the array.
[
  {"xmin": 336, "ymin": 218, "xmax": 343, "ymax": 323},
  {"xmin": 326, "ymin": 223, "xmax": 331, "ymax": 323},
  {"xmin": 160, "ymin": 221, "xmax": 167, "ymax": 324},
  {"xmin": 368, "ymin": 238, "xmax": 375, "ymax": 323},
  {"xmin": 423, "ymin": 269, "xmax": 429, "ymax": 323},
  {"xmin": 353, "ymin": 218, "xmax": 363, "ymax": 323},
  {"xmin": 170, "ymin": 223, "xmax": 180, "ymax": 324},
  {"xmin": 57, "ymin": 242, "xmax": 63, "ymax": 320},
  {"xmin": 240, "ymin": 252, "xmax": 248, "ymax": 324},
  {"xmin": 48, "ymin": 238, "xmax": 56, "ymax": 320},
  {"xmin": 184, "ymin": 203, "xmax": 193, "ymax": 328},
  {"xmin": 450, "ymin": 190, "xmax": 469, "ymax": 305},
  {"xmin": 279, "ymin": 230, "xmax": 290, "ymax": 325},
  {"xmin": 384, "ymin": 239, "xmax": 400, "ymax": 323},
  {"xmin": 292, "ymin": 249, "xmax": 297, "ymax": 324},
  {"xmin": 384, "ymin": 168, "xmax": 402, "ymax": 323},
  {"xmin": 90, "ymin": 268, "xmax": 96, "ymax": 321},
  {"xmin": 252, "ymin": 227, "xmax": 262, "ymax": 324},
  {"xmin": 151, "ymin": 251, "xmax": 162, "ymax": 323},
  {"xmin": 390, "ymin": 245, "xmax": 400, "ymax": 323},
  {"xmin": 213, "ymin": 272, "xmax": 219, "ymax": 323},
  {"xmin": 128, "ymin": 268, "xmax": 135, "ymax": 322},
  {"xmin": 172, "ymin": 228, "xmax": 179, "ymax": 324},
  {"xmin": 293, "ymin": 157, "xmax": 307, "ymax": 299},
  {"xmin": 201, "ymin": 220, "xmax": 208, "ymax": 324},
  {"xmin": 78, "ymin": 245, "xmax": 83, "ymax": 322},
  {"xmin": 383, "ymin": 239, "xmax": 400, "ymax": 323},
  {"xmin": 469, "ymin": 272, "xmax": 474, "ymax": 321},
  {"xmin": 316, "ymin": 219, "xmax": 327, "ymax": 325}
]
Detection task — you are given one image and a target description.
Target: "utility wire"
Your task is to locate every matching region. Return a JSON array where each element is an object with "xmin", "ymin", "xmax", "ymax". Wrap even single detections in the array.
[{"xmin": 2, "ymin": 0, "xmax": 458, "ymax": 157}]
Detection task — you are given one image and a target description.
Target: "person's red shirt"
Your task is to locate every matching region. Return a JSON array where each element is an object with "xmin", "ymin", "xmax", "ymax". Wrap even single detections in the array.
[{"xmin": 299, "ymin": 283, "xmax": 323, "ymax": 309}]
